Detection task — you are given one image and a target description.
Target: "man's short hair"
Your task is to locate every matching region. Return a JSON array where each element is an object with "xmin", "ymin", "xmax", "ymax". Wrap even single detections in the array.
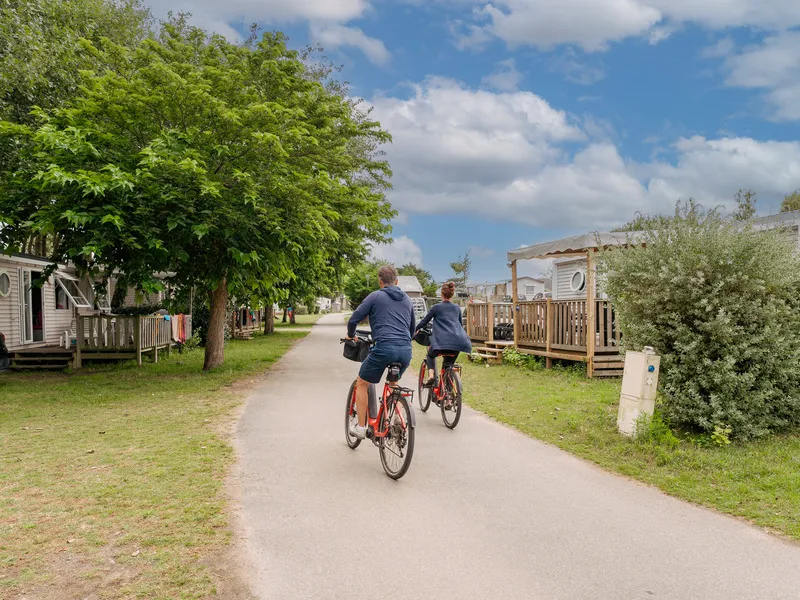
[{"xmin": 378, "ymin": 265, "xmax": 397, "ymax": 286}]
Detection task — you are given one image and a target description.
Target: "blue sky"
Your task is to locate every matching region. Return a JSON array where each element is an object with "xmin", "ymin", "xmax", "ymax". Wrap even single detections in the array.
[{"xmin": 152, "ymin": 1, "xmax": 800, "ymax": 282}]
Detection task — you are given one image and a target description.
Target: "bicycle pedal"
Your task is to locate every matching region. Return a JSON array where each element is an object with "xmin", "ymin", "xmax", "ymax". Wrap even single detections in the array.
[{"xmin": 365, "ymin": 426, "xmax": 374, "ymax": 439}]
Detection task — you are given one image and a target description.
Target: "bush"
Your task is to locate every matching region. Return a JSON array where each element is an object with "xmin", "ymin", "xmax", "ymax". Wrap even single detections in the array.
[
  {"xmin": 502, "ymin": 347, "xmax": 543, "ymax": 371},
  {"xmin": 600, "ymin": 203, "xmax": 800, "ymax": 440},
  {"xmin": 115, "ymin": 303, "xmax": 165, "ymax": 316},
  {"xmin": 296, "ymin": 305, "xmax": 309, "ymax": 316}
]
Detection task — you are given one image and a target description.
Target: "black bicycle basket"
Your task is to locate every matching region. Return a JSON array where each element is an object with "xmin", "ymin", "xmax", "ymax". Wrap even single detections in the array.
[
  {"xmin": 413, "ymin": 325, "xmax": 432, "ymax": 347},
  {"xmin": 343, "ymin": 338, "xmax": 371, "ymax": 362}
]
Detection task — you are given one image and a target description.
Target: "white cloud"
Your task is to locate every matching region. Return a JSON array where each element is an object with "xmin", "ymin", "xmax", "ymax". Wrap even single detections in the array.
[
  {"xmin": 370, "ymin": 235, "xmax": 424, "ymax": 266},
  {"xmin": 701, "ymin": 37, "xmax": 735, "ymax": 59},
  {"xmin": 722, "ymin": 31, "xmax": 800, "ymax": 121},
  {"xmin": 481, "ymin": 59, "xmax": 523, "ymax": 92},
  {"xmin": 550, "ymin": 49, "xmax": 606, "ymax": 85},
  {"xmin": 368, "ymin": 78, "xmax": 800, "ymax": 231},
  {"xmin": 159, "ymin": 0, "xmax": 369, "ymax": 26},
  {"xmin": 444, "ymin": 0, "xmax": 800, "ymax": 53},
  {"xmin": 309, "ymin": 23, "xmax": 390, "ymax": 65}
]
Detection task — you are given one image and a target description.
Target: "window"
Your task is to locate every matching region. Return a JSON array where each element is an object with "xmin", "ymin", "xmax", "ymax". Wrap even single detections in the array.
[
  {"xmin": 0, "ymin": 271, "xmax": 9, "ymax": 297},
  {"xmin": 56, "ymin": 285, "xmax": 69, "ymax": 309},
  {"xmin": 570, "ymin": 270, "xmax": 586, "ymax": 292},
  {"xmin": 525, "ymin": 285, "xmax": 537, "ymax": 296},
  {"xmin": 55, "ymin": 276, "xmax": 92, "ymax": 308}
]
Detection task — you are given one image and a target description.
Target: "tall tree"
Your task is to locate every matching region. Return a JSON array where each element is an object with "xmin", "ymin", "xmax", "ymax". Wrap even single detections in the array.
[
  {"xmin": 781, "ymin": 190, "xmax": 800, "ymax": 213},
  {"xmin": 0, "ymin": 0, "xmax": 152, "ymax": 124},
  {"xmin": 450, "ymin": 252, "xmax": 471, "ymax": 291},
  {"xmin": 0, "ymin": 20, "xmax": 393, "ymax": 369},
  {"xmin": 733, "ymin": 188, "xmax": 758, "ymax": 221}
]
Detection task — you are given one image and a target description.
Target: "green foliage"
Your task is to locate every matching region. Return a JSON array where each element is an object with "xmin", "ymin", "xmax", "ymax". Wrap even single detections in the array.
[
  {"xmin": 398, "ymin": 263, "xmax": 438, "ymax": 297},
  {"xmin": 114, "ymin": 303, "xmax": 165, "ymax": 316},
  {"xmin": 781, "ymin": 190, "xmax": 800, "ymax": 213},
  {"xmin": 295, "ymin": 305, "xmax": 309, "ymax": 316},
  {"xmin": 0, "ymin": 0, "xmax": 152, "ymax": 123},
  {"xmin": 0, "ymin": 18, "xmax": 393, "ymax": 368},
  {"xmin": 732, "ymin": 188, "xmax": 758, "ymax": 221},
  {"xmin": 634, "ymin": 411, "xmax": 681, "ymax": 449},
  {"xmin": 343, "ymin": 260, "xmax": 382, "ymax": 308},
  {"xmin": 600, "ymin": 201, "xmax": 800, "ymax": 440},
  {"xmin": 450, "ymin": 252, "xmax": 472, "ymax": 290},
  {"xmin": 502, "ymin": 347, "xmax": 543, "ymax": 371}
]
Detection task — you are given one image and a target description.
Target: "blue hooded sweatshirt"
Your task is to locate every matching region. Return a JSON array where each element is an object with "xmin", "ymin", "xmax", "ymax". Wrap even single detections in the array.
[{"xmin": 347, "ymin": 286, "xmax": 415, "ymax": 346}]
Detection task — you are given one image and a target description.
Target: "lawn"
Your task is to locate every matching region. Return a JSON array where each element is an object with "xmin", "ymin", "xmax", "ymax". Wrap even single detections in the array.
[
  {"xmin": 0, "ymin": 331, "xmax": 306, "ymax": 599},
  {"xmin": 273, "ymin": 313, "xmax": 324, "ymax": 327},
  {"xmin": 413, "ymin": 345, "xmax": 800, "ymax": 542}
]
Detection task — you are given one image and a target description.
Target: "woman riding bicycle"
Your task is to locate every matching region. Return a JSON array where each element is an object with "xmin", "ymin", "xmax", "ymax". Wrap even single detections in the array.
[{"xmin": 416, "ymin": 281, "xmax": 472, "ymax": 385}]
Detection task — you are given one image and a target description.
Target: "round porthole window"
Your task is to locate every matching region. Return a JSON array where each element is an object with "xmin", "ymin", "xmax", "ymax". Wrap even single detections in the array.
[
  {"xmin": 570, "ymin": 270, "xmax": 586, "ymax": 292},
  {"xmin": 0, "ymin": 272, "xmax": 10, "ymax": 297}
]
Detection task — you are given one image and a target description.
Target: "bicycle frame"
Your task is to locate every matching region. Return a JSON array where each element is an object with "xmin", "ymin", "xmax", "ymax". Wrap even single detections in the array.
[
  {"xmin": 431, "ymin": 363, "xmax": 461, "ymax": 402},
  {"xmin": 349, "ymin": 382, "xmax": 415, "ymax": 438}
]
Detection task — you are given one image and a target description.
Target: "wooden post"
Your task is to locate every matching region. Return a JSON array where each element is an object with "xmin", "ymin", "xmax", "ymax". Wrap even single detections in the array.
[
  {"xmin": 511, "ymin": 260, "xmax": 520, "ymax": 350},
  {"xmin": 135, "ymin": 315, "xmax": 142, "ymax": 366},
  {"xmin": 74, "ymin": 316, "xmax": 83, "ymax": 369},
  {"xmin": 586, "ymin": 250, "xmax": 596, "ymax": 378},
  {"xmin": 466, "ymin": 304, "xmax": 473, "ymax": 339},
  {"xmin": 545, "ymin": 299, "xmax": 553, "ymax": 369},
  {"xmin": 487, "ymin": 301, "xmax": 495, "ymax": 342}
]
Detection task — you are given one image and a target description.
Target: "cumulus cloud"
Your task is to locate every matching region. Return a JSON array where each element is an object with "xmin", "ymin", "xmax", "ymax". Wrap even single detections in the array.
[
  {"xmin": 481, "ymin": 59, "xmax": 523, "ymax": 91},
  {"xmin": 446, "ymin": 0, "xmax": 800, "ymax": 53},
  {"xmin": 309, "ymin": 23, "xmax": 390, "ymax": 65},
  {"xmin": 148, "ymin": 0, "xmax": 388, "ymax": 64},
  {"xmin": 370, "ymin": 235, "xmax": 424, "ymax": 266},
  {"xmin": 368, "ymin": 78, "xmax": 800, "ymax": 230},
  {"xmin": 722, "ymin": 31, "xmax": 800, "ymax": 121}
]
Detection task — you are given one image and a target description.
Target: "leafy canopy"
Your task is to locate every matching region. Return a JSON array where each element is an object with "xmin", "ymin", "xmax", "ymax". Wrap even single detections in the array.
[{"xmin": 600, "ymin": 201, "xmax": 800, "ymax": 440}]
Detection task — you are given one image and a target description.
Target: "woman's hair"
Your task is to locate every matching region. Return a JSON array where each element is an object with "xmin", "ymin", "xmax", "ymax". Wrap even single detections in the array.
[{"xmin": 441, "ymin": 281, "xmax": 456, "ymax": 300}]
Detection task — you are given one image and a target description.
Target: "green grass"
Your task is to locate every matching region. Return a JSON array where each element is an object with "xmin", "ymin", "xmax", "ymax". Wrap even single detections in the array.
[
  {"xmin": 0, "ymin": 332, "xmax": 306, "ymax": 598},
  {"xmin": 273, "ymin": 313, "xmax": 323, "ymax": 327},
  {"xmin": 415, "ymin": 345, "xmax": 800, "ymax": 542}
]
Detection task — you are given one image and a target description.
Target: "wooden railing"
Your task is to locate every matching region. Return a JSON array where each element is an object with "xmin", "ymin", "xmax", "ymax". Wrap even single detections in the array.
[
  {"xmin": 75, "ymin": 314, "xmax": 193, "ymax": 368},
  {"xmin": 468, "ymin": 300, "xmax": 620, "ymax": 354}
]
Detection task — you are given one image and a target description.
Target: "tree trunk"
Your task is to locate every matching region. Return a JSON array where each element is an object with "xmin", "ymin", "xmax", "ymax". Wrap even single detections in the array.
[
  {"xmin": 264, "ymin": 305, "xmax": 275, "ymax": 335},
  {"xmin": 203, "ymin": 276, "xmax": 228, "ymax": 371},
  {"xmin": 282, "ymin": 306, "xmax": 287, "ymax": 323},
  {"xmin": 290, "ymin": 305, "xmax": 296, "ymax": 325}
]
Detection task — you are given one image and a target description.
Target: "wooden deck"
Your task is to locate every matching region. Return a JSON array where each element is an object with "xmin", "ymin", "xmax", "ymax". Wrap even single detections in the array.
[
  {"xmin": 466, "ymin": 300, "xmax": 622, "ymax": 377},
  {"xmin": 9, "ymin": 314, "xmax": 192, "ymax": 370}
]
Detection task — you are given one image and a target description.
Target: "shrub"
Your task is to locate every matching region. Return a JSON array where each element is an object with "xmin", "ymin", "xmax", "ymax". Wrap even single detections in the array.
[
  {"xmin": 114, "ymin": 303, "xmax": 165, "ymax": 316},
  {"xmin": 296, "ymin": 305, "xmax": 309, "ymax": 316},
  {"xmin": 600, "ymin": 202, "xmax": 800, "ymax": 440},
  {"xmin": 502, "ymin": 347, "xmax": 543, "ymax": 371}
]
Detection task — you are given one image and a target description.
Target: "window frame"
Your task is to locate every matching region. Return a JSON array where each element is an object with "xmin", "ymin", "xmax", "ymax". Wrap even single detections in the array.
[
  {"xmin": 54, "ymin": 275, "xmax": 92, "ymax": 309},
  {"xmin": 0, "ymin": 271, "xmax": 10, "ymax": 298}
]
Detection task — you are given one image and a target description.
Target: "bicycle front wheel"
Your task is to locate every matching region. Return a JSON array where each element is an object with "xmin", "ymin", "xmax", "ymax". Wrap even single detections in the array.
[
  {"xmin": 417, "ymin": 361, "xmax": 431, "ymax": 412},
  {"xmin": 344, "ymin": 380, "xmax": 362, "ymax": 449},
  {"xmin": 441, "ymin": 370, "xmax": 463, "ymax": 429},
  {"xmin": 379, "ymin": 393, "xmax": 415, "ymax": 480}
]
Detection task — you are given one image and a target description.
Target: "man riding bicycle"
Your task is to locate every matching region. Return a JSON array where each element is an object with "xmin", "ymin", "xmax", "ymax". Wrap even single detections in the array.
[{"xmin": 346, "ymin": 265, "xmax": 415, "ymax": 440}]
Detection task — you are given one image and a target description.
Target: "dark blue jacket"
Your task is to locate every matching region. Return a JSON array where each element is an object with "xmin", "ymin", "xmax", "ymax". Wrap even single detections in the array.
[
  {"xmin": 417, "ymin": 301, "xmax": 472, "ymax": 354},
  {"xmin": 347, "ymin": 286, "xmax": 415, "ymax": 346}
]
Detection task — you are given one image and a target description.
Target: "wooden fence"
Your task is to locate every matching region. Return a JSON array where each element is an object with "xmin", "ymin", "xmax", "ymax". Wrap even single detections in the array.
[
  {"xmin": 75, "ymin": 314, "xmax": 192, "ymax": 368},
  {"xmin": 466, "ymin": 300, "xmax": 621, "ymax": 375}
]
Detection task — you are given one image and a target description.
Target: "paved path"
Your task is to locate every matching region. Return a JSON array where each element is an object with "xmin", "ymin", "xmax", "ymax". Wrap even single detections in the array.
[{"xmin": 234, "ymin": 314, "xmax": 800, "ymax": 600}]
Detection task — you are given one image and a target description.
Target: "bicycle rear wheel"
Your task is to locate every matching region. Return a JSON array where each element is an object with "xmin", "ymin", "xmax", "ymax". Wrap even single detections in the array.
[
  {"xmin": 440, "ymin": 370, "xmax": 463, "ymax": 429},
  {"xmin": 344, "ymin": 381, "xmax": 362, "ymax": 449},
  {"xmin": 417, "ymin": 361, "xmax": 431, "ymax": 412},
  {"xmin": 379, "ymin": 393, "xmax": 415, "ymax": 480}
]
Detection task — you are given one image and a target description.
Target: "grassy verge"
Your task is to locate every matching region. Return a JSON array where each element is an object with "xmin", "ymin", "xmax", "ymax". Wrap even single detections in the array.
[
  {"xmin": 274, "ymin": 313, "xmax": 323, "ymax": 327},
  {"xmin": 0, "ymin": 331, "xmax": 306, "ymax": 598},
  {"xmin": 413, "ymin": 345, "xmax": 800, "ymax": 542}
]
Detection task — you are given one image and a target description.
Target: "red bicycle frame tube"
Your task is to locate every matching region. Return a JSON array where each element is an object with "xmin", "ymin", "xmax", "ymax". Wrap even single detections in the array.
[{"xmin": 349, "ymin": 383, "xmax": 410, "ymax": 438}]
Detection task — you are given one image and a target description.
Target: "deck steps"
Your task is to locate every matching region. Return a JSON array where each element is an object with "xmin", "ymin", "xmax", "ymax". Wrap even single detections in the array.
[{"xmin": 10, "ymin": 352, "xmax": 71, "ymax": 371}]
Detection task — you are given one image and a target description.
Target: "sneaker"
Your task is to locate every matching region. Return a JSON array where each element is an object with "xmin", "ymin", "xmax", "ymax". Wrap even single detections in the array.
[{"xmin": 349, "ymin": 422, "xmax": 368, "ymax": 439}]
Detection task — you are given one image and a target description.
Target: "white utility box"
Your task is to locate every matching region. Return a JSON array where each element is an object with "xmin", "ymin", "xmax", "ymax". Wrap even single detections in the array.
[{"xmin": 617, "ymin": 346, "xmax": 661, "ymax": 436}]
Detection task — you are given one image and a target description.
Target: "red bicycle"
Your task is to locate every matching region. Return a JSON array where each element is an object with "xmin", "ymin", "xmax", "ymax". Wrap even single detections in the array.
[
  {"xmin": 343, "ymin": 331, "xmax": 416, "ymax": 480},
  {"xmin": 417, "ymin": 353, "xmax": 463, "ymax": 429}
]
